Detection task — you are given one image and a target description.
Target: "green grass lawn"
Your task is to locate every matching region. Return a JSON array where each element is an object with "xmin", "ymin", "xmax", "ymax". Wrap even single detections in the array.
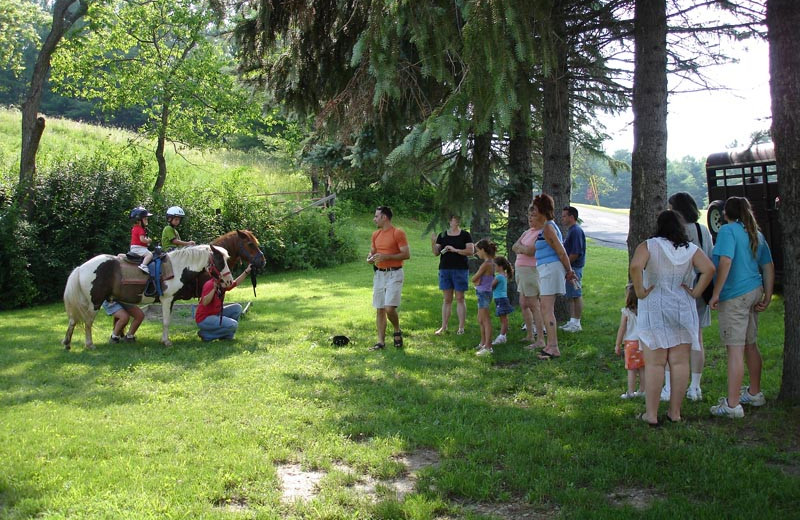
[{"xmin": 0, "ymin": 216, "xmax": 796, "ymax": 519}]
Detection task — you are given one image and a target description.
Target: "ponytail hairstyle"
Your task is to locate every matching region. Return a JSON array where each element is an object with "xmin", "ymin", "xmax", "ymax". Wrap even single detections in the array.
[
  {"xmin": 625, "ymin": 283, "xmax": 638, "ymax": 313},
  {"xmin": 724, "ymin": 197, "xmax": 760, "ymax": 257},
  {"xmin": 475, "ymin": 238, "xmax": 497, "ymax": 257},
  {"xmin": 495, "ymin": 256, "xmax": 514, "ymax": 280}
]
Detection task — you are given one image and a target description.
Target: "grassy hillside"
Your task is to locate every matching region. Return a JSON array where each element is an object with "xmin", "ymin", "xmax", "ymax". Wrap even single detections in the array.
[{"xmin": 0, "ymin": 108, "xmax": 309, "ymax": 195}]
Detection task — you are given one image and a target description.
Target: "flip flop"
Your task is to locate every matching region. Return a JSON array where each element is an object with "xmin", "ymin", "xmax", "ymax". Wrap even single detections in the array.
[
  {"xmin": 537, "ymin": 350, "xmax": 561, "ymax": 360},
  {"xmin": 393, "ymin": 330, "xmax": 403, "ymax": 348},
  {"xmin": 369, "ymin": 343, "xmax": 385, "ymax": 351},
  {"xmin": 663, "ymin": 413, "xmax": 683, "ymax": 423},
  {"xmin": 636, "ymin": 412, "xmax": 661, "ymax": 427}
]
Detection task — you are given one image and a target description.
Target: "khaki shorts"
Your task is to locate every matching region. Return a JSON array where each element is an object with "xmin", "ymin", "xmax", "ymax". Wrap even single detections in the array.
[
  {"xmin": 718, "ymin": 286, "xmax": 763, "ymax": 346},
  {"xmin": 516, "ymin": 265, "xmax": 540, "ymax": 298},
  {"xmin": 538, "ymin": 261, "xmax": 567, "ymax": 296},
  {"xmin": 373, "ymin": 269, "xmax": 404, "ymax": 309}
]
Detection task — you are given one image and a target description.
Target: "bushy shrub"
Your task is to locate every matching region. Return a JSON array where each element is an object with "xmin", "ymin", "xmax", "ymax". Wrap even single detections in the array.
[{"xmin": 339, "ymin": 176, "xmax": 436, "ymax": 219}]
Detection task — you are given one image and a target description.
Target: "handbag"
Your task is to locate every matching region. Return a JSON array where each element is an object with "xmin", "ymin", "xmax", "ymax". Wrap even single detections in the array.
[{"xmin": 695, "ymin": 223, "xmax": 714, "ymax": 304}]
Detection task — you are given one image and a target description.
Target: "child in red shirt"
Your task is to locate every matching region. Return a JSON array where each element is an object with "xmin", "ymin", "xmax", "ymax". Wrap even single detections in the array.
[{"xmin": 129, "ymin": 206, "xmax": 154, "ymax": 273}]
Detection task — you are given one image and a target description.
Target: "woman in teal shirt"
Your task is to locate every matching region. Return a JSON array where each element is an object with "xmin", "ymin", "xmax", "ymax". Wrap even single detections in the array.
[{"xmin": 709, "ymin": 197, "xmax": 774, "ymax": 419}]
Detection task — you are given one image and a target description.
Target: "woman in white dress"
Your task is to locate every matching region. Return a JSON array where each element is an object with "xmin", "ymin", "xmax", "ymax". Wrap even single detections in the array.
[
  {"xmin": 664, "ymin": 192, "xmax": 715, "ymax": 401},
  {"xmin": 629, "ymin": 210, "xmax": 715, "ymax": 425}
]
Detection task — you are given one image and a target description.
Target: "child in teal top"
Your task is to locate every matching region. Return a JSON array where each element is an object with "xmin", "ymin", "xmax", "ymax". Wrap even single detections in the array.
[{"xmin": 492, "ymin": 256, "xmax": 514, "ymax": 346}]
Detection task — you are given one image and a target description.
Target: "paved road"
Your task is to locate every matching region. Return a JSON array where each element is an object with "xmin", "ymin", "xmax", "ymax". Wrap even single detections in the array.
[{"xmin": 574, "ymin": 205, "xmax": 629, "ymax": 251}]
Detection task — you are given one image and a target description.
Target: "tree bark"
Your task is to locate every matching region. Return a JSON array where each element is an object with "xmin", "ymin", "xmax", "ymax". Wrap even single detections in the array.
[
  {"xmin": 628, "ymin": 0, "xmax": 668, "ymax": 260},
  {"xmin": 506, "ymin": 110, "xmax": 533, "ymax": 267},
  {"xmin": 471, "ymin": 129, "xmax": 492, "ymax": 240},
  {"xmin": 152, "ymin": 101, "xmax": 170, "ymax": 194},
  {"xmin": 18, "ymin": 0, "xmax": 88, "ymax": 215},
  {"xmin": 769, "ymin": 0, "xmax": 800, "ymax": 403},
  {"xmin": 542, "ymin": 8, "xmax": 571, "ymax": 322}
]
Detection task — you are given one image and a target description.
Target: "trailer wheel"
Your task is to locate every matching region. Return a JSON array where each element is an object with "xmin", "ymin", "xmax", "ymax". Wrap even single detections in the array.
[{"xmin": 707, "ymin": 200, "xmax": 725, "ymax": 237}]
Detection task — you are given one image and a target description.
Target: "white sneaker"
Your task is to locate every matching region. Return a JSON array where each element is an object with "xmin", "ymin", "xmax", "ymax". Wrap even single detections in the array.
[
  {"xmin": 475, "ymin": 343, "xmax": 485, "ymax": 351},
  {"xmin": 521, "ymin": 323, "xmax": 527, "ymax": 331},
  {"xmin": 492, "ymin": 334, "xmax": 507, "ymax": 345},
  {"xmin": 620, "ymin": 392, "xmax": 636, "ymax": 399},
  {"xmin": 686, "ymin": 387, "xmax": 703, "ymax": 401},
  {"xmin": 710, "ymin": 397, "xmax": 744, "ymax": 418},
  {"xmin": 660, "ymin": 387, "xmax": 671, "ymax": 402},
  {"xmin": 739, "ymin": 386, "xmax": 766, "ymax": 406},
  {"xmin": 561, "ymin": 322, "xmax": 582, "ymax": 332},
  {"xmin": 634, "ymin": 391, "xmax": 645, "ymax": 398},
  {"xmin": 476, "ymin": 347, "xmax": 493, "ymax": 356},
  {"xmin": 559, "ymin": 322, "xmax": 572, "ymax": 330},
  {"xmin": 138, "ymin": 264, "xmax": 150, "ymax": 273}
]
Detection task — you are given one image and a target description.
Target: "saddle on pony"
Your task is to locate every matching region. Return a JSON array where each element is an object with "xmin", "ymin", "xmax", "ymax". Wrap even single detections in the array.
[{"xmin": 117, "ymin": 249, "xmax": 174, "ymax": 299}]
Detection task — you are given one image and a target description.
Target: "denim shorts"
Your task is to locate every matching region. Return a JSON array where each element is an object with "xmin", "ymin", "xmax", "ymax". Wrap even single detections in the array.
[
  {"xmin": 439, "ymin": 269, "xmax": 469, "ymax": 292},
  {"xmin": 476, "ymin": 290, "xmax": 493, "ymax": 309},
  {"xmin": 565, "ymin": 267, "xmax": 583, "ymax": 298},
  {"xmin": 102, "ymin": 300, "xmax": 126, "ymax": 315},
  {"xmin": 494, "ymin": 297, "xmax": 514, "ymax": 317}
]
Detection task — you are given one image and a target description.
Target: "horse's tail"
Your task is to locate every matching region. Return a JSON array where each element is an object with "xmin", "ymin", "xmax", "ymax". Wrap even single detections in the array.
[{"xmin": 63, "ymin": 266, "xmax": 93, "ymax": 325}]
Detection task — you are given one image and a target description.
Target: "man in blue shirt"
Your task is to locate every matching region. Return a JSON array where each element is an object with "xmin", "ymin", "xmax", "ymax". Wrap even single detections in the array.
[{"xmin": 560, "ymin": 206, "xmax": 586, "ymax": 332}]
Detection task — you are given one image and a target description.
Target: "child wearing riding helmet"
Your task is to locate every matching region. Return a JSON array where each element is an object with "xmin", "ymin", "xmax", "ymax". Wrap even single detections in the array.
[
  {"xmin": 161, "ymin": 206, "xmax": 195, "ymax": 251},
  {"xmin": 130, "ymin": 206, "xmax": 154, "ymax": 273}
]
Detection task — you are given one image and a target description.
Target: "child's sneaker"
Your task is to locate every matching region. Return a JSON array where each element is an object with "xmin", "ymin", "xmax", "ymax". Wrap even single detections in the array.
[
  {"xmin": 739, "ymin": 386, "xmax": 766, "ymax": 406},
  {"xmin": 476, "ymin": 347, "xmax": 493, "ymax": 356},
  {"xmin": 633, "ymin": 391, "xmax": 645, "ymax": 398},
  {"xmin": 475, "ymin": 343, "xmax": 485, "ymax": 350},
  {"xmin": 660, "ymin": 387, "xmax": 671, "ymax": 402},
  {"xmin": 686, "ymin": 387, "xmax": 703, "ymax": 401},
  {"xmin": 123, "ymin": 335, "xmax": 136, "ymax": 343},
  {"xmin": 710, "ymin": 397, "xmax": 744, "ymax": 418},
  {"xmin": 109, "ymin": 334, "xmax": 121, "ymax": 344},
  {"xmin": 138, "ymin": 264, "xmax": 150, "ymax": 273},
  {"xmin": 620, "ymin": 392, "xmax": 636, "ymax": 399},
  {"xmin": 492, "ymin": 334, "xmax": 507, "ymax": 345}
]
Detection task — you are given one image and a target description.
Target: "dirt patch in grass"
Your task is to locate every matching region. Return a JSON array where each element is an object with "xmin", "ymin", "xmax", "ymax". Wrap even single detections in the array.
[
  {"xmin": 458, "ymin": 499, "xmax": 558, "ymax": 519},
  {"xmin": 276, "ymin": 448, "xmax": 441, "ymax": 503},
  {"xmin": 608, "ymin": 486, "xmax": 664, "ymax": 510},
  {"xmin": 276, "ymin": 463, "xmax": 329, "ymax": 502}
]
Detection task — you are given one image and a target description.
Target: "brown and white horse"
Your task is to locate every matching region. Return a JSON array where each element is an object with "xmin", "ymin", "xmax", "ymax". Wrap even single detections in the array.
[{"xmin": 62, "ymin": 245, "xmax": 233, "ymax": 350}]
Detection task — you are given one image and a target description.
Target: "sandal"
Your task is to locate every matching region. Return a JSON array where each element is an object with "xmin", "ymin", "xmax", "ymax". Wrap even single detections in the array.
[
  {"xmin": 537, "ymin": 349, "xmax": 561, "ymax": 360},
  {"xmin": 664, "ymin": 413, "xmax": 683, "ymax": 423},
  {"xmin": 369, "ymin": 343, "xmax": 385, "ymax": 351},
  {"xmin": 636, "ymin": 412, "xmax": 660, "ymax": 427},
  {"xmin": 434, "ymin": 327, "xmax": 446, "ymax": 335},
  {"xmin": 456, "ymin": 328, "xmax": 465, "ymax": 335},
  {"xmin": 393, "ymin": 330, "xmax": 403, "ymax": 348}
]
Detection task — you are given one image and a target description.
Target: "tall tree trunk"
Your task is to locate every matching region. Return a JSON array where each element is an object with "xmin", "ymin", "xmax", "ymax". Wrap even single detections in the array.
[
  {"xmin": 769, "ymin": 0, "xmax": 800, "ymax": 403},
  {"xmin": 541, "ymin": 7, "xmax": 571, "ymax": 220},
  {"xmin": 471, "ymin": 129, "xmax": 492, "ymax": 240},
  {"xmin": 506, "ymin": 110, "xmax": 533, "ymax": 267},
  {"xmin": 18, "ymin": 0, "xmax": 88, "ymax": 215},
  {"xmin": 152, "ymin": 102, "xmax": 170, "ymax": 194},
  {"xmin": 542, "ymin": 8, "xmax": 571, "ymax": 322},
  {"xmin": 628, "ymin": 0, "xmax": 668, "ymax": 260}
]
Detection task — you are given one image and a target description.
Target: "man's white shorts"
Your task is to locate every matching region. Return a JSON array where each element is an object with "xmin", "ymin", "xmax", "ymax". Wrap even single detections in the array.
[{"xmin": 373, "ymin": 268, "xmax": 404, "ymax": 308}]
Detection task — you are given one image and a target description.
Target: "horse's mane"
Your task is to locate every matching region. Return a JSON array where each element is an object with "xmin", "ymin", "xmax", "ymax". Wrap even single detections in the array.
[{"xmin": 168, "ymin": 244, "xmax": 227, "ymax": 267}]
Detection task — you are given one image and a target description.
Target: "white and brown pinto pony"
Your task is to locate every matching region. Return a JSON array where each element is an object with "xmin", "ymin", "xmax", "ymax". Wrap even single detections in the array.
[{"xmin": 62, "ymin": 245, "xmax": 233, "ymax": 350}]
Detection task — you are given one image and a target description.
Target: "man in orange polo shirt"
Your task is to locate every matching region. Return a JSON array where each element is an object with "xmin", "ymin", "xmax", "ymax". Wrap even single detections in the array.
[{"xmin": 367, "ymin": 206, "xmax": 410, "ymax": 350}]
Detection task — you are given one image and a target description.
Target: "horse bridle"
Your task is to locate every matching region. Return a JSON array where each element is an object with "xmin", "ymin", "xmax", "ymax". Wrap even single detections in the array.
[
  {"xmin": 206, "ymin": 251, "xmax": 232, "ymax": 281},
  {"xmin": 238, "ymin": 241, "xmax": 265, "ymax": 270}
]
